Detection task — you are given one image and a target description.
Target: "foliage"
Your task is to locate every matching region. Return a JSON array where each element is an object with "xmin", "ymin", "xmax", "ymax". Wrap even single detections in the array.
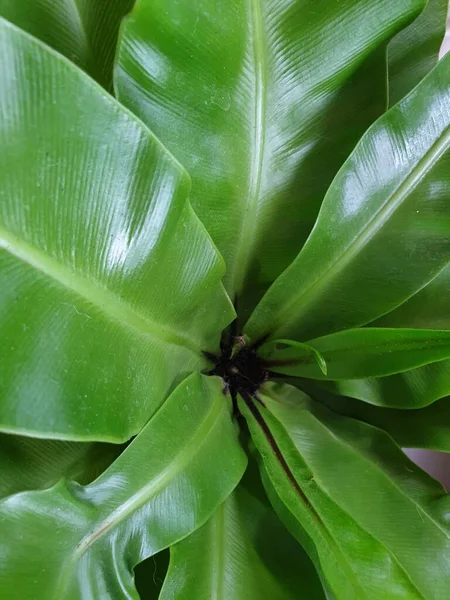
[{"xmin": 0, "ymin": 1, "xmax": 450, "ymax": 598}]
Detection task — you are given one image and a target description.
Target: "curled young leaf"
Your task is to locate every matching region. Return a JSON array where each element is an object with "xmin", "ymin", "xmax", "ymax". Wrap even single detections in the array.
[
  {"xmin": 262, "ymin": 328, "xmax": 450, "ymax": 381},
  {"xmin": 260, "ymin": 339, "xmax": 328, "ymax": 376}
]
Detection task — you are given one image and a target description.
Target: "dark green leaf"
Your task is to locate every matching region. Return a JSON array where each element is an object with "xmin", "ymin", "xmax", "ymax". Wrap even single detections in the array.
[
  {"xmin": 389, "ymin": 0, "xmax": 448, "ymax": 105},
  {"xmin": 241, "ymin": 383, "xmax": 450, "ymax": 599},
  {"xmin": 261, "ymin": 338, "xmax": 327, "ymax": 375},
  {"xmin": 115, "ymin": 0, "xmax": 422, "ymax": 304},
  {"xmin": 314, "ymin": 357, "xmax": 450, "ymax": 408},
  {"xmin": 160, "ymin": 468, "xmax": 325, "ymax": 600},
  {"xmin": 0, "ymin": 433, "xmax": 122, "ymax": 499},
  {"xmin": 373, "ymin": 264, "xmax": 450, "ymax": 329},
  {"xmin": 0, "ymin": 373, "xmax": 247, "ymax": 599},
  {"xmin": 0, "ymin": 18, "xmax": 233, "ymax": 441},
  {"xmin": 310, "ymin": 387, "xmax": 450, "ymax": 452},
  {"xmin": 261, "ymin": 328, "xmax": 450, "ymax": 380},
  {"xmin": 246, "ymin": 53, "xmax": 450, "ymax": 343},
  {"xmin": 0, "ymin": 0, "xmax": 134, "ymax": 89}
]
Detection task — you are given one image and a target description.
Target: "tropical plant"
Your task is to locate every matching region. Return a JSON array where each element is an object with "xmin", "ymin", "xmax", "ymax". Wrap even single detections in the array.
[{"xmin": 1, "ymin": 0, "xmax": 450, "ymax": 598}]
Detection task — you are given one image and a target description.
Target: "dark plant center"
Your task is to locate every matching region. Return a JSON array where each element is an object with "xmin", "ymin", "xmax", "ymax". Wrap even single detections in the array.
[{"xmin": 204, "ymin": 326, "xmax": 268, "ymax": 404}]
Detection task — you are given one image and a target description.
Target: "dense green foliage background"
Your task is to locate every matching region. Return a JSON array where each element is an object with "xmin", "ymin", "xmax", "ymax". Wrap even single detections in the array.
[{"xmin": 0, "ymin": 1, "xmax": 450, "ymax": 598}]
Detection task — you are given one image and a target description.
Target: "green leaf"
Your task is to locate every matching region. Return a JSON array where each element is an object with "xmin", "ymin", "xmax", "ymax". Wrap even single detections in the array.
[
  {"xmin": 0, "ymin": 18, "xmax": 234, "ymax": 441},
  {"xmin": 0, "ymin": 433, "xmax": 122, "ymax": 499},
  {"xmin": 160, "ymin": 467, "xmax": 325, "ymax": 600},
  {"xmin": 388, "ymin": 0, "xmax": 449, "ymax": 105},
  {"xmin": 0, "ymin": 373, "xmax": 247, "ymax": 599},
  {"xmin": 0, "ymin": 0, "xmax": 134, "ymax": 89},
  {"xmin": 260, "ymin": 339, "xmax": 328, "ymax": 376},
  {"xmin": 261, "ymin": 328, "xmax": 450, "ymax": 380},
  {"xmin": 115, "ymin": 0, "xmax": 422, "ymax": 303},
  {"xmin": 246, "ymin": 53, "xmax": 450, "ymax": 343},
  {"xmin": 240, "ymin": 383, "xmax": 450, "ymax": 599},
  {"xmin": 373, "ymin": 264, "xmax": 450, "ymax": 329},
  {"xmin": 314, "ymin": 357, "xmax": 450, "ymax": 408},
  {"xmin": 310, "ymin": 387, "xmax": 450, "ymax": 452},
  {"xmin": 332, "ymin": 271, "xmax": 450, "ymax": 409}
]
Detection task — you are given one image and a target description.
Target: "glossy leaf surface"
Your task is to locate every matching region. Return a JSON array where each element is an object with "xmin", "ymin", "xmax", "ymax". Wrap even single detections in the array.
[
  {"xmin": 116, "ymin": 0, "xmax": 422, "ymax": 303},
  {"xmin": 313, "ymin": 389, "xmax": 450, "ymax": 452},
  {"xmin": 0, "ymin": 0, "xmax": 134, "ymax": 89},
  {"xmin": 246, "ymin": 53, "xmax": 450, "ymax": 342},
  {"xmin": 261, "ymin": 328, "xmax": 450, "ymax": 380},
  {"xmin": 388, "ymin": 0, "xmax": 448, "ymax": 105},
  {"xmin": 316, "ymin": 357, "xmax": 450, "ymax": 408},
  {"xmin": 373, "ymin": 264, "xmax": 450, "ymax": 329},
  {"xmin": 161, "ymin": 470, "xmax": 325, "ymax": 600},
  {"xmin": 0, "ymin": 373, "xmax": 247, "ymax": 599},
  {"xmin": 241, "ymin": 383, "xmax": 450, "ymax": 599},
  {"xmin": 261, "ymin": 339, "xmax": 327, "ymax": 375},
  {"xmin": 0, "ymin": 434, "xmax": 121, "ymax": 499},
  {"xmin": 349, "ymin": 249, "xmax": 450, "ymax": 412},
  {"xmin": 0, "ymin": 18, "xmax": 234, "ymax": 441}
]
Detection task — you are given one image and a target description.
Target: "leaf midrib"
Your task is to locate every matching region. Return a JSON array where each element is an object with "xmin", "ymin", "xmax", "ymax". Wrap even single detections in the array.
[
  {"xmin": 55, "ymin": 393, "xmax": 225, "ymax": 596},
  {"xmin": 272, "ymin": 123, "xmax": 450, "ymax": 338},
  {"xmin": 312, "ymin": 421, "xmax": 439, "ymax": 598},
  {"xmin": 283, "ymin": 400, "xmax": 441, "ymax": 597},
  {"xmin": 312, "ymin": 412, "xmax": 450, "ymax": 542},
  {"xmin": 228, "ymin": 0, "xmax": 267, "ymax": 295},
  {"xmin": 264, "ymin": 398, "xmax": 426, "ymax": 599},
  {"xmin": 256, "ymin": 406, "xmax": 370, "ymax": 598},
  {"xmin": 269, "ymin": 382, "xmax": 446, "ymax": 536},
  {"xmin": 0, "ymin": 227, "xmax": 200, "ymax": 353},
  {"xmin": 242, "ymin": 392, "xmax": 370, "ymax": 596}
]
